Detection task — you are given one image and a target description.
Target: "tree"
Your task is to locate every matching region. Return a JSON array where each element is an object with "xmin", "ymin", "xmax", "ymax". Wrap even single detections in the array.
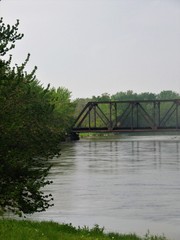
[
  {"xmin": 0, "ymin": 17, "xmax": 23, "ymax": 56},
  {"xmin": 0, "ymin": 18, "xmax": 69, "ymax": 216},
  {"xmin": 92, "ymin": 93, "xmax": 111, "ymax": 102},
  {"xmin": 111, "ymin": 90, "xmax": 137, "ymax": 101},
  {"xmin": 157, "ymin": 90, "xmax": 180, "ymax": 100},
  {"xmin": 49, "ymin": 87, "xmax": 76, "ymax": 138}
]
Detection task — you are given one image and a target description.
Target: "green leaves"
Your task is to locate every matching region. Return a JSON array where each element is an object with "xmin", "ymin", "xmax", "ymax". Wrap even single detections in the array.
[
  {"xmin": 0, "ymin": 18, "xmax": 24, "ymax": 56},
  {"xmin": 0, "ymin": 18, "xmax": 75, "ymax": 216}
]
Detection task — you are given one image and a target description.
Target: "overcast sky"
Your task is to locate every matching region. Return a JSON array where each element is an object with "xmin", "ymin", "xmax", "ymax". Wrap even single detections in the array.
[{"xmin": 1, "ymin": 0, "xmax": 180, "ymax": 99}]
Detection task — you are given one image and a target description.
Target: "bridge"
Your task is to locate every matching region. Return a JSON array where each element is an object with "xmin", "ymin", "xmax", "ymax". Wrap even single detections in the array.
[{"xmin": 72, "ymin": 99, "xmax": 180, "ymax": 134}]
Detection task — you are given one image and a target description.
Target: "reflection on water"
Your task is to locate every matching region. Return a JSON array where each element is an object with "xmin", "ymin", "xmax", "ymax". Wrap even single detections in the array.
[{"xmin": 30, "ymin": 134, "xmax": 180, "ymax": 240}]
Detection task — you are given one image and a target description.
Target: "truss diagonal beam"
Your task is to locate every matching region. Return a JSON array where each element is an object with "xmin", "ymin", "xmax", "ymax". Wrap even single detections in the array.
[
  {"xmin": 115, "ymin": 103, "xmax": 131, "ymax": 127},
  {"xmin": 138, "ymin": 103, "xmax": 156, "ymax": 129},
  {"xmin": 160, "ymin": 103, "xmax": 176, "ymax": 127},
  {"xmin": 76, "ymin": 103, "xmax": 94, "ymax": 128},
  {"xmin": 94, "ymin": 107, "xmax": 109, "ymax": 127}
]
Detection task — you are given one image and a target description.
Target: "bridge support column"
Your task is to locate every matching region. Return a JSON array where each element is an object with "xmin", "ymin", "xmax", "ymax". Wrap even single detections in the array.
[
  {"xmin": 176, "ymin": 102, "xmax": 179, "ymax": 129},
  {"xmin": 70, "ymin": 132, "xmax": 80, "ymax": 141}
]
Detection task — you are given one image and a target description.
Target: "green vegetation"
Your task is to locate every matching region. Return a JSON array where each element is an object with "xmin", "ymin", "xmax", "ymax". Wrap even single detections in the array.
[
  {"xmin": 0, "ymin": 219, "xmax": 169, "ymax": 240},
  {"xmin": 0, "ymin": 18, "xmax": 75, "ymax": 216}
]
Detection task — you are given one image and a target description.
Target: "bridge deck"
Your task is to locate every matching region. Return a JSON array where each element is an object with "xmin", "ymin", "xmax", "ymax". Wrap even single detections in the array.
[{"xmin": 72, "ymin": 127, "xmax": 180, "ymax": 133}]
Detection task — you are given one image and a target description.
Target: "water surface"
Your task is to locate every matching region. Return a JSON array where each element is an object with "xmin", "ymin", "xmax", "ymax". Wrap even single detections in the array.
[{"xmin": 31, "ymin": 134, "xmax": 180, "ymax": 240}]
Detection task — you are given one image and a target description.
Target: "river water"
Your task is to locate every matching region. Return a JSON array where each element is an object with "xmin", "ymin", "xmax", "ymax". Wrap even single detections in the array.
[{"xmin": 31, "ymin": 134, "xmax": 180, "ymax": 240}]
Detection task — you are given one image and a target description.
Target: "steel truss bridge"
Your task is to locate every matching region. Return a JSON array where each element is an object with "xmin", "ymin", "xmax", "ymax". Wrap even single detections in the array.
[{"xmin": 73, "ymin": 99, "xmax": 180, "ymax": 133}]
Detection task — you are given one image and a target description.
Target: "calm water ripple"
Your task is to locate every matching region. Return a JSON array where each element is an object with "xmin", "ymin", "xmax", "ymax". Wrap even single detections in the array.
[{"xmin": 30, "ymin": 134, "xmax": 180, "ymax": 240}]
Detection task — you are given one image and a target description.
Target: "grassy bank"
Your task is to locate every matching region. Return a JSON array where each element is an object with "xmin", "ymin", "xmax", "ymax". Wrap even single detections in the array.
[{"xmin": 0, "ymin": 219, "xmax": 169, "ymax": 240}]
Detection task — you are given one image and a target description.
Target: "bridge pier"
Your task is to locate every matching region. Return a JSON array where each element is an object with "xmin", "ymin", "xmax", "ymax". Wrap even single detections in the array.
[{"xmin": 69, "ymin": 132, "xmax": 80, "ymax": 141}]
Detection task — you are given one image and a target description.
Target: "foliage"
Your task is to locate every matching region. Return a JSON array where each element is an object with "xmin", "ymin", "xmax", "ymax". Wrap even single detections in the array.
[
  {"xmin": 49, "ymin": 87, "xmax": 76, "ymax": 138},
  {"xmin": 157, "ymin": 90, "xmax": 180, "ymax": 100},
  {"xmin": 92, "ymin": 93, "xmax": 111, "ymax": 102},
  {"xmin": 89, "ymin": 90, "xmax": 180, "ymax": 103},
  {"xmin": 0, "ymin": 219, "xmax": 170, "ymax": 240},
  {"xmin": 74, "ymin": 97, "xmax": 91, "ymax": 118},
  {"xmin": 0, "ymin": 18, "xmax": 75, "ymax": 216},
  {"xmin": 0, "ymin": 17, "xmax": 23, "ymax": 56}
]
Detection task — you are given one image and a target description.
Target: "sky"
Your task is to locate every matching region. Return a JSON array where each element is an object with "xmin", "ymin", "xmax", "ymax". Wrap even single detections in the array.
[{"xmin": 1, "ymin": 0, "xmax": 180, "ymax": 99}]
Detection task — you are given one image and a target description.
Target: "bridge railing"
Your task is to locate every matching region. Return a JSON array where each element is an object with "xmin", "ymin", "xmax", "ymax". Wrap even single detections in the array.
[{"xmin": 73, "ymin": 99, "xmax": 180, "ymax": 133}]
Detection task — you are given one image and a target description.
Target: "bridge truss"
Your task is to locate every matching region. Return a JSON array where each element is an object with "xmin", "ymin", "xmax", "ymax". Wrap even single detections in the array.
[{"xmin": 73, "ymin": 99, "xmax": 180, "ymax": 133}]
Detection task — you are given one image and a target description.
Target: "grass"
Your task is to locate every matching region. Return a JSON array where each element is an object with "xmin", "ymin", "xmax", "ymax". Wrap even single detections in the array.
[
  {"xmin": 79, "ymin": 132, "xmax": 117, "ymax": 138},
  {"xmin": 0, "ymin": 219, "xmax": 170, "ymax": 240}
]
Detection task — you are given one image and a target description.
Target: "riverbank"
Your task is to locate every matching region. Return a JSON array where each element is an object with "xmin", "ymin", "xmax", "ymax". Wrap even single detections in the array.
[{"xmin": 0, "ymin": 219, "xmax": 169, "ymax": 240}]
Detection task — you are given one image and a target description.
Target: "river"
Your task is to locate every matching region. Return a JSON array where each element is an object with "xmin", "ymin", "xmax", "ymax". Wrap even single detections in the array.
[{"xmin": 31, "ymin": 133, "xmax": 180, "ymax": 240}]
